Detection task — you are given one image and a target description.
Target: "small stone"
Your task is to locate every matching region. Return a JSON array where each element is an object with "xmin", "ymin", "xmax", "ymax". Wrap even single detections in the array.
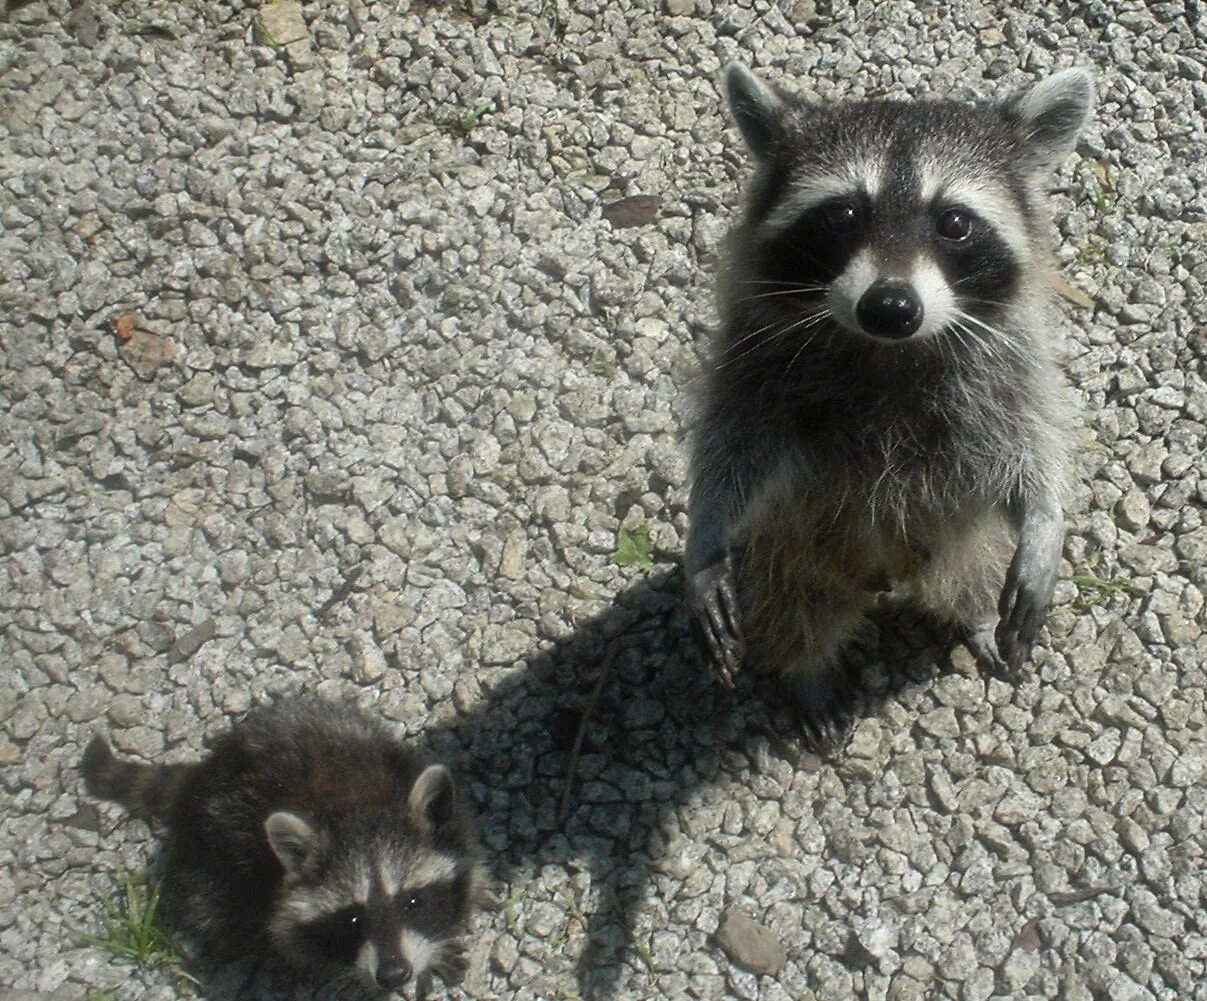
[
  {"xmin": 1129, "ymin": 443, "xmax": 1166, "ymax": 486},
  {"xmin": 1001, "ymin": 946, "xmax": 1040, "ymax": 990},
  {"xmin": 917, "ymin": 707, "xmax": 960, "ymax": 739},
  {"xmin": 172, "ymin": 617, "xmax": 216, "ymax": 660},
  {"xmin": 178, "ymin": 372, "xmax": 215, "ymax": 407},
  {"xmin": 305, "ymin": 470, "xmax": 350, "ymax": 500},
  {"xmin": 499, "ymin": 528, "xmax": 528, "ymax": 580},
  {"xmin": 255, "ymin": 0, "xmax": 309, "ymax": 46},
  {"xmin": 788, "ymin": 0, "xmax": 817, "ymax": 21},
  {"xmin": 467, "ymin": 185, "xmax": 495, "ymax": 217},
  {"xmin": 120, "ymin": 331, "xmax": 177, "ymax": 381},
  {"xmin": 348, "ymin": 632, "xmax": 387, "ymax": 683},
  {"xmin": 447, "ymin": 454, "xmax": 474, "ymax": 498},
  {"xmin": 1159, "ymin": 611, "xmax": 1201, "ymax": 647},
  {"xmin": 714, "ymin": 910, "xmax": 786, "ymax": 976},
  {"xmin": 55, "ymin": 413, "xmax": 105, "ymax": 444},
  {"xmin": 1174, "ymin": 528, "xmax": 1207, "ymax": 564},
  {"xmin": 218, "ymin": 551, "xmax": 250, "ymax": 585},
  {"xmin": 846, "ymin": 719, "xmax": 881, "ymax": 758},
  {"xmin": 1129, "ymin": 888, "xmax": 1182, "ymax": 938},
  {"xmin": 1169, "ymin": 751, "xmax": 1203, "ymax": 788},
  {"xmin": 666, "ymin": 0, "xmax": 694, "ymax": 13},
  {"xmin": 490, "ymin": 934, "xmax": 519, "ymax": 974},
  {"xmin": 1115, "ymin": 492, "xmax": 1151, "ymax": 531},
  {"xmin": 928, "ymin": 767, "xmax": 960, "ymax": 811},
  {"xmin": 1085, "ymin": 729, "xmax": 1122, "ymax": 765},
  {"xmin": 0, "ymin": 740, "xmax": 20, "ymax": 767},
  {"xmin": 1059, "ymin": 974, "xmax": 1094, "ymax": 1001},
  {"xmin": 244, "ymin": 341, "xmax": 300, "ymax": 368},
  {"xmin": 65, "ymin": 3, "xmax": 99, "ymax": 46},
  {"xmin": 995, "ymin": 790, "xmax": 1042, "ymax": 825},
  {"xmin": 378, "ymin": 517, "xmax": 412, "ymax": 556},
  {"xmin": 107, "ymin": 695, "xmax": 142, "ymax": 727},
  {"xmin": 845, "ymin": 920, "xmax": 894, "ymax": 965}
]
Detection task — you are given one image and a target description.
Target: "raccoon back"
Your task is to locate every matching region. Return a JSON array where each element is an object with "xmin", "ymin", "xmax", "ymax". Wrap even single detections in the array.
[{"xmin": 82, "ymin": 736, "xmax": 195, "ymax": 822}]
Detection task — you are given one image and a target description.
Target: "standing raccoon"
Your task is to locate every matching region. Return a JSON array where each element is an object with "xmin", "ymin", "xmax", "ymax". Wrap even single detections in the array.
[
  {"xmin": 687, "ymin": 63, "xmax": 1095, "ymax": 741},
  {"xmin": 82, "ymin": 698, "xmax": 485, "ymax": 996}
]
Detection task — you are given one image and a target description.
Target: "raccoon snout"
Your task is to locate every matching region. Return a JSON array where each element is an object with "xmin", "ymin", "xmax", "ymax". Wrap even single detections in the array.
[
  {"xmin": 376, "ymin": 958, "xmax": 413, "ymax": 991},
  {"xmin": 856, "ymin": 281, "xmax": 923, "ymax": 340}
]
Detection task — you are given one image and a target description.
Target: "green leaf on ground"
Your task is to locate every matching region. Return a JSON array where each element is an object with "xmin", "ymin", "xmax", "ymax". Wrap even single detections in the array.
[{"xmin": 614, "ymin": 524, "xmax": 654, "ymax": 569}]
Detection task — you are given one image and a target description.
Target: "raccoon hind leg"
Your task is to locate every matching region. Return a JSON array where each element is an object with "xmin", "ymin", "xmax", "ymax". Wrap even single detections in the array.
[
  {"xmin": 906, "ymin": 513, "xmax": 1016, "ymax": 672},
  {"xmin": 745, "ymin": 573, "xmax": 874, "ymax": 749}
]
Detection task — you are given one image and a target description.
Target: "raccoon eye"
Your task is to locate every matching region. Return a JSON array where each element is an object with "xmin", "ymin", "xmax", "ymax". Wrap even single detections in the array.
[
  {"xmin": 821, "ymin": 201, "xmax": 861, "ymax": 232},
  {"xmin": 300, "ymin": 904, "xmax": 367, "ymax": 964},
  {"xmin": 405, "ymin": 892, "xmax": 422, "ymax": 910},
  {"xmin": 937, "ymin": 208, "xmax": 973, "ymax": 241}
]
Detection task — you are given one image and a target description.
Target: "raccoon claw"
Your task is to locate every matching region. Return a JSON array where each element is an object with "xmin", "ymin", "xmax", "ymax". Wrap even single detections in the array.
[
  {"xmin": 963, "ymin": 622, "xmax": 1009, "ymax": 674},
  {"xmin": 787, "ymin": 670, "xmax": 856, "ymax": 754},
  {"xmin": 687, "ymin": 561, "xmax": 744, "ymax": 687},
  {"xmin": 996, "ymin": 564, "xmax": 1056, "ymax": 671},
  {"xmin": 435, "ymin": 945, "xmax": 468, "ymax": 984}
]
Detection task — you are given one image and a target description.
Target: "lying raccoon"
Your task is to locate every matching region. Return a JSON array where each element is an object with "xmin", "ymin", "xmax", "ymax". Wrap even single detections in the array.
[
  {"xmin": 687, "ymin": 63, "xmax": 1095, "ymax": 742},
  {"xmin": 82, "ymin": 698, "xmax": 485, "ymax": 995}
]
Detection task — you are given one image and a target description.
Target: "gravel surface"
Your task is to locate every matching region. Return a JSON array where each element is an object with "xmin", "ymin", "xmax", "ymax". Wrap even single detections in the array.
[{"xmin": 2, "ymin": 1, "xmax": 1205, "ymax": 999}]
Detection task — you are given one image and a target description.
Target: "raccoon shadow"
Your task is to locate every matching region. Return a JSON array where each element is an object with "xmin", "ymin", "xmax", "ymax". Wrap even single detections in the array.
[
  {"xmin": 431, "ymin": 568, "xmax": 965, "ymax": 1001},
  {"xmin": 159, "ymin": 571, "xmax": 969, "ymax": 1001}
]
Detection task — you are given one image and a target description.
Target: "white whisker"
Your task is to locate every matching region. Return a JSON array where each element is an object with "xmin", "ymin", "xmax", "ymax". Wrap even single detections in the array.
[
  {"xmin": 951, "ymin": 309, "xmax": 1026, "ymax": 362},
  {"xmin": 733, "ymin": 287, "xmax": 830, "ymax": 305},
  {"xmin": 717, "ymin": 307, "xmax": 834, "ymax": 370},
  {"xmin": 715, "ymin": 318, "xmax": 791, "ymax": 370}
]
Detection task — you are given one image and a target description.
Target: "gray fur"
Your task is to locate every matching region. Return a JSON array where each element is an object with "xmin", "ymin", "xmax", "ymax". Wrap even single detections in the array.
[{"xmin": 687, "ymin": 65, "xmax": 1094, "ymax": 743}]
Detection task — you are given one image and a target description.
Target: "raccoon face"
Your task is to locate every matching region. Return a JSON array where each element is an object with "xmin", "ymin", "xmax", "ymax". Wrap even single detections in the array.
[
  {"xmin": 265, "ymin": 765, "xmax": 479, "ymax": 995},
  {"xmin": 287, "ymin": 853, "xmax": 474, "ymax": 993},
  {"xmin": 725, "ymin": 63, "xmax": 1094, "ymax": 345}
]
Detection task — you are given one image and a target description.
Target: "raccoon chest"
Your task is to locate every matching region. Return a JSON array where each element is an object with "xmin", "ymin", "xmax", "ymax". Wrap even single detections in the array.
[
  {"xmin": 745, "ymin": 495, "xmax": 936, "ymax": 594},
  {"xmin": 794, "ymin": 357, "xmax": 1016, "ymax": 480},
  {"xmin": 794, "ymin": 398, "xmax": 963, "ymax": 485}
]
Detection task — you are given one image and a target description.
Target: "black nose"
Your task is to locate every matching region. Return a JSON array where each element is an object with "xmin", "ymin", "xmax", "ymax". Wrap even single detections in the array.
[
  {"xmin": 376, "ymin": 959, "xmax": 412, "ymax": 991},
  {"xmin": 856, "ymin": 281, "xmax": 923, "ymax": 339}
]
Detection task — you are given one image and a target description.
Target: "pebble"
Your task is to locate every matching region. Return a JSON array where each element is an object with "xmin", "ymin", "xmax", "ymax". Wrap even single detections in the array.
[{"xmin": 714, "ymin": 910, "xmax": 787, "ymax": 976}]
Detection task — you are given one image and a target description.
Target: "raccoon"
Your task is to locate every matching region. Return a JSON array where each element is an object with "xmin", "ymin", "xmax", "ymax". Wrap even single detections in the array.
[
  {"xmin": 687, "ymin": 63, "xmax": 1095, "ymax": 741},
  {"xmin": 82, "ymin": 698, "xmax": 485, "ymax": 996}
]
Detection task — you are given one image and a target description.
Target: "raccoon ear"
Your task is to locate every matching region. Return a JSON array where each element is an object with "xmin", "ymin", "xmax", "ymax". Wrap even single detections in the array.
[
  {"xmin": 725, "ymin": 62, "xmax": 785, "ymax": 161},
  {"xmin": 409, "ymin": 764, "xmax": 456, "ymax": 830},
  {"xmin": 265, "ymin": 811, "xmax": 321, "ymax": 876},
  {"xmin": 1003, "ymin": 68, "xmax": 1095, "ymax": 173}
]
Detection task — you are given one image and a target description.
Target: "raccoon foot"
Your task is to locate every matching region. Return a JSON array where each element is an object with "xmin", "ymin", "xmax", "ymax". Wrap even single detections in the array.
[
  {"xmin": 785, "ymin": 667, "xmax": 857, "ymax": 754},
  {"xmin": 962, "ymin": 622, "xmax": 1009, "ymax": 674},
  {"xmin": 687, "ymin": 560, "xmax": 744, "ymax": 688},
  {"xmin": 997, "ymin": 512, "xmax": 1063, "ymax": 670}
]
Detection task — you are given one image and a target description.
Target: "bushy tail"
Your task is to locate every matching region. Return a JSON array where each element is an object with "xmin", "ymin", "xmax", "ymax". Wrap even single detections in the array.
[{"xmin": 81, "ymin": 736, "xmax": 194, "ymax": 822}]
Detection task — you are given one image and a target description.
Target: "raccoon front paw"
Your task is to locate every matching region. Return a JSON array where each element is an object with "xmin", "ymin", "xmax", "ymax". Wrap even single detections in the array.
[
  {"xmin": 687, "ymin": 560, "xmax": 744, "ymax": 688},
  {"xmin": 996, "ymin": 554, "xmax": 1058, "ymax": 671},
  {"xmin": 434, "ymin": 945, "xmax": 468, "ymax": 984}
]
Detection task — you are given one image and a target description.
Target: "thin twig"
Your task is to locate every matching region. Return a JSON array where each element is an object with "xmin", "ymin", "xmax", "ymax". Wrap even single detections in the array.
[
  {"xmin": 557, "ymin": 642, "xmax": 619, "ymax": 826},
  {"xmin": 317, "ymin": 565, "xmax": 364, "ymax": 622}
]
